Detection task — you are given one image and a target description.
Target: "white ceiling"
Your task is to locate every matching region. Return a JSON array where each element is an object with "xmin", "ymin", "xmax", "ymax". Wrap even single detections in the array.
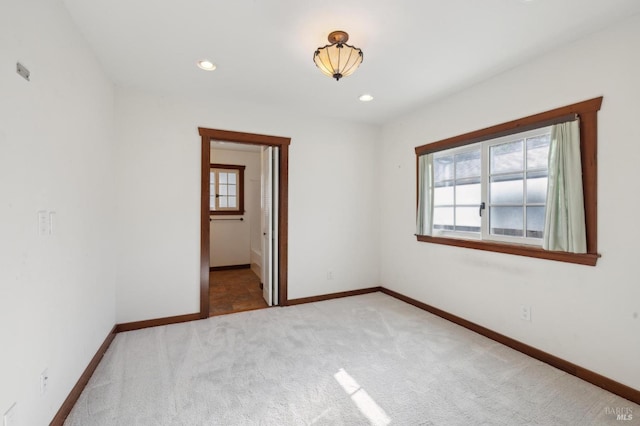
[{"xmin": 63, "ymin": 0, "xmax": 640, "ymax": 125}]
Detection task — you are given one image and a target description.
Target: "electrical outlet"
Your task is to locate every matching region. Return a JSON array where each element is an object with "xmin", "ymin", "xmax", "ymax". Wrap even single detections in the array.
[
  {"xmin": 3, "ymin": 403, "xmax": 16, "ymax": 426},
  {"xmin": 520, "ymin": 305, "xmax": 531, "ymax": 321},
  {"xmin": 40, "ymin": 369, "xmax": 49, "ymax": 394},
  {"xmin": 327, "ymin": 271, "xmax": 334, "ymax": 280}
]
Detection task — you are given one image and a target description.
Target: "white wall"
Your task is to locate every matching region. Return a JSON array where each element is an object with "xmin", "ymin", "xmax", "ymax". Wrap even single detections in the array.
[
  {"xmin": 114, "ymin": 88, "xmax": 381, "ymax": 323},
  {"xmin": 209, "ymin": 148, "xmax": 260, "ymax": 268},
  {"xmin": 379, "ymin": 15, "xmax": 640, "ymax": 390},
  {"xmin": 0, "ymin": 0, "xmax": 116, "ymax": 424}
]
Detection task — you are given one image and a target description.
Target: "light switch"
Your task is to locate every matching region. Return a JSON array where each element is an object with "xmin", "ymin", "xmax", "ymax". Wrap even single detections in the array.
[
  {"xmin": 38, "ymin": 211, "xmax": 49, "ymax": 236},
  {"xmin": 49, "ymin": 211, "xmax": 56, "ymax": 235}
]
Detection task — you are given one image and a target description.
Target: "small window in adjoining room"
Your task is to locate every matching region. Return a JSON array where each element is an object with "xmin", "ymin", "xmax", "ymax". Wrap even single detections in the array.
[
  {"xmin": 210, "ymin": 164, "xmax": 245, "ymax": 215},
  {"xmin": 415, "ymin": 97, "xmax": 602, "ymax": 266}
]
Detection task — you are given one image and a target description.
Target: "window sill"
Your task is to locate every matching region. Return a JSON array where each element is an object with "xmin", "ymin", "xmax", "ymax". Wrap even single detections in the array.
[{"xmin": 416, "ymin": 234, "xmax": 599, "ymax": 266}]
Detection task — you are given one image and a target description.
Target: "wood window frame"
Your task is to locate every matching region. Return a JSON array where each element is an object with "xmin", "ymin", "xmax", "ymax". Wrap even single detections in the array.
[
  {"xmin": 209, "ymin": 163, "xmax": 245, "ymax": 216},
  {"xmin": 415, "ymin": 97, "xmax": 603, "ymax": 266}
]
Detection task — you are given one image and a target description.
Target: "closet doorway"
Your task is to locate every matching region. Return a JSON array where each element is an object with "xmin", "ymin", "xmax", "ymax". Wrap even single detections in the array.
[{"xmin": 199, "ymin": 128, "xmax": 290, "ymax": 318}]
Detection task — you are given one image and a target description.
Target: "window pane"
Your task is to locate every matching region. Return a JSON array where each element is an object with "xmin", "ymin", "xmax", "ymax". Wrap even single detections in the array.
[
  {"xmin": 526, "ymin": 135, "xmax": 550, "ymax": 169},
  {"xmin": 434, "ymin": 156, "xmax": 454, "ymax": 182},
  {"xmin": 527, "ymin": 206, "xmax": 545, "ymax": 238},
  {"xmin": 219, "ymin": 172, "xmax": 228, "ymax": 184},
  {"xmin": 228, "ymin": 172, "xmax": 237, "ymax": 184},
  {"xmin": 526, "ymin": 171, "xmax": 548, "ymax": 204},
  {"xmin": 456, "ymin": 178, "xmax": 481, "ymax": 205},
  {"xmin": 491, "ymin": 140, "xmax": 523, "ymax": 173},
  {"xmin": 490, "ymin": 207, "xmax": 523, "ymax": 237},
  {"xmin": 456, "ymin": 207, "xmax": 481, "ymax": 232},
  {"xmin": 433, "ymin": 207, "xmax": 454, "ymax": 230},
  {"xmin": 219, "ymin": 185, "xmax": 227, "ymax": 196},
  {"xmin": 210, "ymin": 171, "xmax": 217, "ymax": 211},
  {"xmin": 490, "ymin": 174, "xmax": 523, "ymax": 204},
  {"xmin": 228, "ymin": 184, "xmax": 236, "ymax": 196},
  {"xmin": 434, "ymin": 182, "xmax": 454, "ymax": 206},
  {"xmin": 455, "ymin": 150, "xmax": 481, "ymax": 179},
  {"xmin": 219, "ymin": 197, "xmax": 228, "ymax": 208},
  {"xmin": 228, "ymin": 196, "xmax": 237, "ymax": 208}
]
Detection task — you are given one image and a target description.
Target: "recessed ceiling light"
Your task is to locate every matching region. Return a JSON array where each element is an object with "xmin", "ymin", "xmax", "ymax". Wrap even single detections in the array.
[
  {"xmin": 359, "ymin": 94, "xmax": 374, "ymax": 102},
  {"xmin": 197, "ymin": 60, "xmax": 216, "ymax": 71}
]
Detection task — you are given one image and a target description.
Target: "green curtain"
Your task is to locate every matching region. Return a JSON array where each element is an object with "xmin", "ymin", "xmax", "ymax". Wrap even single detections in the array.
[
  {"xmin": 416, "ymin": 154, "xmax": 434, "ymax": 236},
  {"xmin": 542, "ymin": 120, "xmax": 587, "ymax": 253}
]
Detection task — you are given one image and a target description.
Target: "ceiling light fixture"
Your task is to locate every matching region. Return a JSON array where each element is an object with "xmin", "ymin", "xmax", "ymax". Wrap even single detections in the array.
[
  {"xmin": 197, "ymin": 60, "xmax": 216, "ymax": 71},
  {"xmin": 313, "ymin": 31, "xmax": 363, "ymax": 81},
  {"xmin": 359, "ymin": 94, "xmax": 374, "ymax": 102}
]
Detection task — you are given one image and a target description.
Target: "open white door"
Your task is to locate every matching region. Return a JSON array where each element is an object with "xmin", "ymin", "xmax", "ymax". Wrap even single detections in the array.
[
  {"xmin": 261, "ymin": 147, "xmax": 278, "ymax": 305},
  {"xmin": 272, "ymin": 148, "xmax": 279, "ymax": 304}
]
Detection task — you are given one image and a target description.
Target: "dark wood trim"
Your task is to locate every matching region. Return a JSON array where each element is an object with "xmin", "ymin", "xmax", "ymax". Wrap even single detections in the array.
[
  {"xmin": 415, "ymin": 97, "xmax": 602, "ymax": 265},
  {"xmin": 278, "ymin": 142, "xmax": 289, "ymax": 306},
  {"xmin": 416, "ymin": 235, "xmax": 599, "ymax": 266},
  {"xmin": 210, "ymin": 164, "xmax": 246, "ymax": 170},
  {"xmin": 414, "ymin": 97, "xmax": 602, "ymax": 156},
  {"xmin": 210, "ymin": 264, "xmax": 250, "ymax": 271},
  {"xmin": 209, "ymin": 211, "xmax": 246, "ymax": 216},
  {"xmin": 380, "ymin": 287, "xmax": 640, "ymax": 405},
  {"xmin": 199, "ymin": 127, "xmax": 291, "ymax": 315},
  {"xmin": 287, "ymin": 287, "xmax": 382, "ymax": 306},
  {"xmin": 209, "ymin": 163, "xmax": 246, "ymax": 216},
  {"xmin": 49, "ymin": 326, "xmax": 117, "ymax": 426},
  {"xmin": 200, "ymin": 134, "xmax": 210, "ymax": 318},
  {"xmin": 115, "ymin": 313, "xmax": 201, "ymax": 333},
  {"xmin": 199, "ymin": 128, "xmax": 291, "ymax": 147}
]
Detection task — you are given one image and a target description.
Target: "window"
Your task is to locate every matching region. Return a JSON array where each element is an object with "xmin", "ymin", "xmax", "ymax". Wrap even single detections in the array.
[
  {"xmin": 415, "ymin": 97, "xmax": 602, "ymax": 266},
  {"xmin": 210, "ymin": 164, "xmax": 245, "ymax": 215},
  {"xmin": 488, "ymin": 131, "xmax": 550, "ymax": 241},
  {"xmin": 431, "ymin": 127, "xmax": 551, "ymax": 245},
  {"xmin": 433, "ymin": 146, "xmax": 482, "ymax": 235}
]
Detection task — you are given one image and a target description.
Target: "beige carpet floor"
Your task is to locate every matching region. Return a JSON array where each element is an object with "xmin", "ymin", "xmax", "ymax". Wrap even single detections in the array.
[{"xmin": 65, "ymin": 292, "xmax": 638, "ymax": 425}]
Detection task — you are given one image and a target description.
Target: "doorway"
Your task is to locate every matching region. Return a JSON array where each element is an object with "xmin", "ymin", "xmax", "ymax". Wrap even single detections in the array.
[
  {"xmin": 199, "ymin": 128, "xmax": 291, "ymax": 319},
  {"xmin": 208, "ymin": 143, "xmax": 267, "ymax": 315}
]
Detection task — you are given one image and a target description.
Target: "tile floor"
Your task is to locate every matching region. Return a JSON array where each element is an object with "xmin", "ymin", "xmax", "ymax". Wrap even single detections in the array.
[{"xmin": 209, "ymin": 268, "xmax": 269, "ymax": 316}]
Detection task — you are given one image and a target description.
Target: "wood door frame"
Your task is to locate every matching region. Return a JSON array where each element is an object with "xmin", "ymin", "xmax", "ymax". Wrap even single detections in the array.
[{"xmin": 199, "ymin": 127, "xmax": 291, "ymax": 318}]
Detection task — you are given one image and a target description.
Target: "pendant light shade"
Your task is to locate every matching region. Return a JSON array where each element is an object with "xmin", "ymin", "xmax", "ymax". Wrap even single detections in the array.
[{"xmin": 313, "ymin": 31, "xmax": 363, "ymax": 81}]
